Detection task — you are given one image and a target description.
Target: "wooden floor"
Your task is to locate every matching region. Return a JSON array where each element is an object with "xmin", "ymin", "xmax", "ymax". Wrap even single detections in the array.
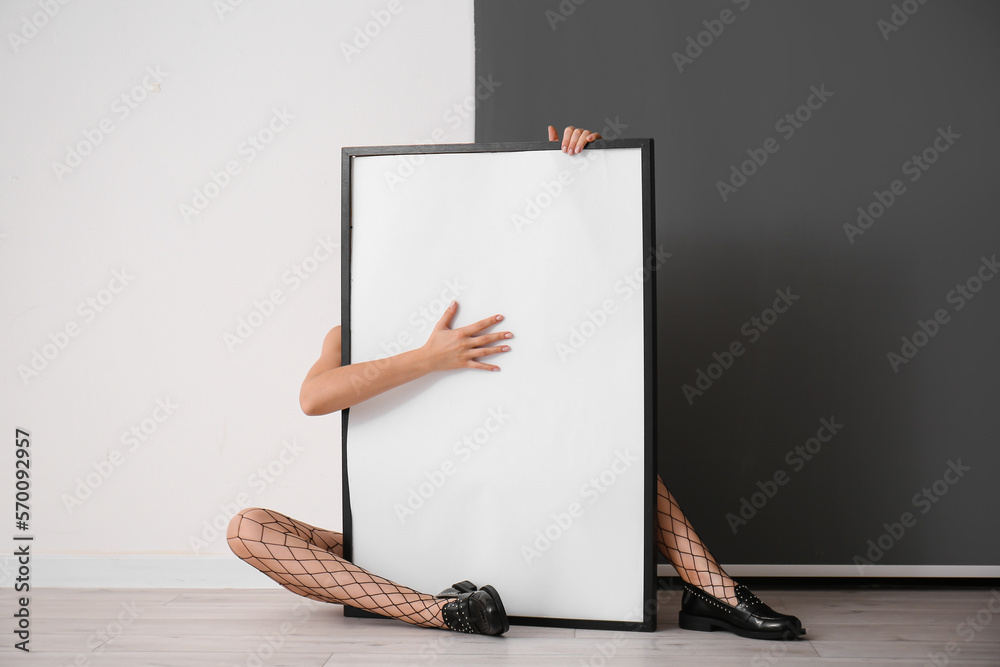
[{"xmin": 5, "ymin": 585, "xmax": 1000, "ymax": 665}]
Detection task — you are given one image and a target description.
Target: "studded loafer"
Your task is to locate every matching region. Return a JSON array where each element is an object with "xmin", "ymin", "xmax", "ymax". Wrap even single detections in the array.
[
  {"xmin": 437, "ymin": 580, "xmax": 478, "ymax": 598},
  {"xmin": 438, "ymin": 581, "xmax": 509, "ymax": 635},
  {"xmin": 678, "ymin": 582, "xmax": 805, "ymax": 640}
]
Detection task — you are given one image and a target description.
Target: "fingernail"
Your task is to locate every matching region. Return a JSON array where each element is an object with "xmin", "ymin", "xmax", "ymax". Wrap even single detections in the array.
[
  {"xmin": 450, "ymin": 300, "xmax": 456, "ymax": 307},
  {"xmin": 504, "ymin": 333, "xmax": 512, "ymax": 339},
  {"xmin": 493, "ymin": 367, "xmax": 500, "ymax": 371},
  {"xmin": 496, "ymin": 314, "xmax": 504, "ymax": 321},
  {"xmin": 502, "ymin": 346, "xmax": 510, "ymax": 352}
]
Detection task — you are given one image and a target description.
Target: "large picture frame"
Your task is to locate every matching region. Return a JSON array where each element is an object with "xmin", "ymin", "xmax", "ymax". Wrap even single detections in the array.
[{"xmin": 341, "ymin": 139, "xmax": 657, "ymax": 631}]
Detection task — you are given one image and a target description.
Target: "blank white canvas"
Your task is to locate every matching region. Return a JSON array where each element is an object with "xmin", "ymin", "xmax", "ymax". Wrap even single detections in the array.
[{"xmin": 346, "ymin": 146, "xmax": 647, "ymax": 624}]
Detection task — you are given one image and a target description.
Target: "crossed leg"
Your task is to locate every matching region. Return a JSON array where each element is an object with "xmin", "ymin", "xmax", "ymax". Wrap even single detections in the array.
[
  {"xmin": 226, "ymin": 508, "xmax": 447, "ymax": 628},
  {"xmin": 228, "ymin": 477, "xmax": 739, "ymax": 628}
]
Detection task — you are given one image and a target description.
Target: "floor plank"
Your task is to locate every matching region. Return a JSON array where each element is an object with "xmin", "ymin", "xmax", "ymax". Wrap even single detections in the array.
[{"xmin": 5, "ymin": 585, "xmax": 999, "ymax": 665}]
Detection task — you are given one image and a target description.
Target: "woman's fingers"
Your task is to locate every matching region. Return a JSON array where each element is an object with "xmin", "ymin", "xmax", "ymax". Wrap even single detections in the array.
[
  {"xmin": 471, "ymin": 344, "xmax": 510, "ymax": 357},
  {"xmin": 466, "ymin": 345, "xmax": 510, "ymax": 372},
  {"xmin": 459, "ymin": 312, "xmax": 505, "ymax": 336},
  {"xmin": 433, "ymin": 300, "xmax": 459, "ymax": 330},
  {"xmin": 469, "ymin": 331, "xmax": 513, "ymax": 348},
  {"xmin": 460, "ymin": 320, "xmax": 512, "ymax": 371},
  {"xmin": 432, "ymin": 308, "xmax": 512, "ymax": 371},
  {"xmin": 570, "ymin": 128, "xmax": 599, "ymax": 154},
  {"xmin": 561, "ymin": 126, "xmax": 576, "ymax": 152},
  {"xmin": 548, "ymin": 125, "xmax": 603, "ymax": 153}
]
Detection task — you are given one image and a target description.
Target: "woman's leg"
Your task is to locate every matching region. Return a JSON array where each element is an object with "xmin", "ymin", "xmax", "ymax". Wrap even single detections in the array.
[
  {"xmin": 226, "ymin": 507, "xmax": 447, "ymax": 629},
  {"xmin": 656, "ymin": 476, "xmax": 806, "ymax": 638},
  {"xmin": 656, "ymin": 476, "xmax": 738, "ymax": 605}
]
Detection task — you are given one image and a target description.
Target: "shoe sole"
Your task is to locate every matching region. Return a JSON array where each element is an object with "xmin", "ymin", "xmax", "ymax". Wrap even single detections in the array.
[
  {"xmin": 679, "ymin": 611, "xmax": 805, "ymax": 641},
  {"xmin": 480, "ymin": 585, "xmax": 509, "ymax": 635}
]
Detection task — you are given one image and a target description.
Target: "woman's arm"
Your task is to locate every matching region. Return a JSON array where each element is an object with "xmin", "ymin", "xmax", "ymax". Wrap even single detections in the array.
[
  {"xmin": 299, "ymin": 301, "xmax": 512, "ymax": 416},
  {"xmin": 301, "ymin": 125, "xmax": 589, "ymax": 416}
]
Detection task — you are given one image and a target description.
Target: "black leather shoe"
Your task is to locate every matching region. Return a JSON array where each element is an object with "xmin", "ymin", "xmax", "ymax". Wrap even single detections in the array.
[
  {"xmin": 439, "ymin": 581, "xmax": 509, "ymax": 635},
  {"xmin": 679, "ymin": 582, "xmax": 805, "ymax": 640},
  {"xmin": 438, "ymin": 580, "xmax": 478, "ymax": 598}
]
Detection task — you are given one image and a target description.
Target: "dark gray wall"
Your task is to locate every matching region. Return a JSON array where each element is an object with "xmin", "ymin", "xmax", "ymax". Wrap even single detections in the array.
[{"xmin": 475, "ymin": 0, "xmax": 1000, "ymax": 567}]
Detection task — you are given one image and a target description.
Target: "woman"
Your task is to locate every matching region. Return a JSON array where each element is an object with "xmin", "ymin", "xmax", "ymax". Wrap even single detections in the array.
[{"xmin": 227, "ymin": 126, "xmax": 806, "ymax": 641}]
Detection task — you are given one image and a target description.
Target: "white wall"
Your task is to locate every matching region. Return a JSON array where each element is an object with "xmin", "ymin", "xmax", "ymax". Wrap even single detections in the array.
[{"xmin": 0, "ymin": 0, "xmax": 474, "ymax": 587}]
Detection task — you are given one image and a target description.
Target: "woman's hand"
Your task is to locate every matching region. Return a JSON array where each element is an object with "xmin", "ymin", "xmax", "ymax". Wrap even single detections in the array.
[
  {"xmin": 417, "ymin": 301, "xmax": 513, "ymax": 372},
  {"xmin": 548, "ymin": 125, "xmax": 602, "ymax": 154}
]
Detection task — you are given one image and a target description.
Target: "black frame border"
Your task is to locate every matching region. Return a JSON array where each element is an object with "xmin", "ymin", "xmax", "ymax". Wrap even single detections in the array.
[{"xmin": 340, "ymin": 139, "xmax": 657, "ymax": 632}]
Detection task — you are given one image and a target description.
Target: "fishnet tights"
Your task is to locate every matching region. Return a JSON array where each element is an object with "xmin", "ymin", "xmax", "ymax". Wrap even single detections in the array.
[
  {"xmin": 226, "ymin": 508, "xmax": 447, "ymax": 629},
  {"xmin": 228, "ymin": 477, "xmax": 739, "ymax": 624},
  {"xmin": 656, "ymin": 476, "xmax": 738, "ymax": 605}
]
